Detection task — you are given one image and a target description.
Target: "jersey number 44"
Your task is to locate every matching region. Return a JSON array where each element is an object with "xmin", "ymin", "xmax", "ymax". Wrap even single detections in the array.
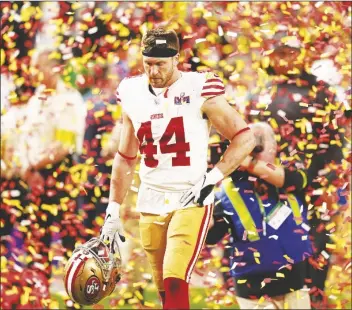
[{"xmin": 137, "ymin": 116, "xmax": 190, "ymax": 168}]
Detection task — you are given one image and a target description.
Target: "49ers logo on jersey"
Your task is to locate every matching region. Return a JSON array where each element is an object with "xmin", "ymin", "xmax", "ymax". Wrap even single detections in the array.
[{"xmin": 85, "ymin": 276, "xmax": 101, "ymax": 300}]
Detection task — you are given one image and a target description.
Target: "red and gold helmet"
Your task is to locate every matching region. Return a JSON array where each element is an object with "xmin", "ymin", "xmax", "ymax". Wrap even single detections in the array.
[{"xmin": 63, "ymin": 238, "xmax": 122, "ymax": 305}]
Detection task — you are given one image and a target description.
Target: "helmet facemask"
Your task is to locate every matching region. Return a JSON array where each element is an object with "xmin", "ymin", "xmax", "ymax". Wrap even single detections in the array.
[{"xmin": 78, "ymin": 238, "xmax": 121, "ymax": 284}]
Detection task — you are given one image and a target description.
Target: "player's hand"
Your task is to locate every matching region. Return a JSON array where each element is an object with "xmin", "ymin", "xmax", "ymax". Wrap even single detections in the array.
[
  {"xmin": 100, "ymin": 202, "xmax": 126, "ymax": 244},
  {"xmin": 180, "ymin": 167, "xmax": 224, "ymax": 208}
]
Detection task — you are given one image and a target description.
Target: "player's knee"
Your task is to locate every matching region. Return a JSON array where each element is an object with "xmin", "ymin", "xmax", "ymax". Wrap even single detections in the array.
[
  {"xmin": 164, "ymin": 277, "xmax": 186, "ymax": 293},
  {"xmin": 163, "ymin": 254, "xmax": 188, "ymax": 281}
]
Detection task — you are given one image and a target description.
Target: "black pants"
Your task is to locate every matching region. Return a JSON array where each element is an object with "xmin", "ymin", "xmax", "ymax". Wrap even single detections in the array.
[{"xmin": 307, "ymin": 223, "xmax": 331, "ymax": 306}]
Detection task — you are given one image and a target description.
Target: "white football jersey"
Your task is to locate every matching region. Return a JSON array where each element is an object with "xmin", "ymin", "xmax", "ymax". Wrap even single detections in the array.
[
  {"xmin": 23, "ymin": 80, "xmax": 87, "ymax": 166},
  {"xmin": 117, "ymin": 71, "xmax": 224, "ymax": 212}
]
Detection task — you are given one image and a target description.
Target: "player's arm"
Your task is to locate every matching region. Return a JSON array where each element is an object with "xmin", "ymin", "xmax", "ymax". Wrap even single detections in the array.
[
  {"xmin": 181, "ymin": 95, "xmax": 255, "ymax": 207},
  {"xmin": 26, "ymin": 142, "xmax": 70, "ymax": 172},
  {"xmin": 203, "ymin": 95, "xmax": 255, "ymax": 177},
  {"xmin": 101, "ymin": 120, "xmax": 123, "ymax": 159},
  {"xmin": 100, "ymin": 112, "xmax": 139, "ymax": 243},
  {"xmin": 20, "ymin": 140, "xmax": 71, "ymax": 185},
  {"xmin": 109, "ymin": 112, "xmax": 139, "ymax": 204},
  {"xmin": 239, "ymin": 156, "xmax": 308, "ymax": 191}
]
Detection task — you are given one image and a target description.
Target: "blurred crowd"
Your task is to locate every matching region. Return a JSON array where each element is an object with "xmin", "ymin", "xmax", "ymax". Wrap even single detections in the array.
[{"xmin": 0, "ymin": 1, "xmax": 351, "ymax": 309}]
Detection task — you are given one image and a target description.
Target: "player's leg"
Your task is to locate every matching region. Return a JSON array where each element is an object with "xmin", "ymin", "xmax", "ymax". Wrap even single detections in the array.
[
  {"xmin": 139, "ymin": 212, "xmax": 171, "ymax": 307},
  {"xmin": 163, "ymin": 204, "xmax": 214, "ymax": 309}
]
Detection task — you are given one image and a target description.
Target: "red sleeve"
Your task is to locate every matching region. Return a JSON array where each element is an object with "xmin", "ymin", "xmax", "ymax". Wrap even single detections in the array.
[{"xmin": 201, "ymin": 73, "xmax": 225, "ymax": 100}]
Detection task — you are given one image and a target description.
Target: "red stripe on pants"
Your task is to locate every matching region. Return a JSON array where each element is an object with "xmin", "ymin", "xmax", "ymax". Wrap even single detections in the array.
[{"xmin": 184, "ymin": 204, "xmax": 212, "ymax": 281}]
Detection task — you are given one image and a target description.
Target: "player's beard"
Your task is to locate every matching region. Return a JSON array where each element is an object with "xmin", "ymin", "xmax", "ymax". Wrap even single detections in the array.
[
  {"xmin": 150, "ymin": 64, "xmax": 175, "ymax": 88},
  {"xmin": 161, "ymin": 66, "xmax": 175, "ymax": 88}
]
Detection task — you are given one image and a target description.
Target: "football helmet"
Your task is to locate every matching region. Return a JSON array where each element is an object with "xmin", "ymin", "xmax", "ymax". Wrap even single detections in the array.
[{"xmin": 63, "ymin": 238, "xmax": 122, "ymax": 305}]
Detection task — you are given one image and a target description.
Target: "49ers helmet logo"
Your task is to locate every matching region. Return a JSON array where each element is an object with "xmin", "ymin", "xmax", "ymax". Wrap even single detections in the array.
[{"xmin": 84, "ymin": 276, "xmax": 101, "ymax": 300}]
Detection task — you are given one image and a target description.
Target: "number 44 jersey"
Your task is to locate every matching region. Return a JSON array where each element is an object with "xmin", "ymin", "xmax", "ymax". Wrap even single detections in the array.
[{"xmin": 117, "ymin": 71, "xmax": 225, "ymax": 193}]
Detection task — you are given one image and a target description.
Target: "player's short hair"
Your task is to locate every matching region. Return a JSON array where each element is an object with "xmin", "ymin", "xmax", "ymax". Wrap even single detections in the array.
[{"xmin": 141, "ymin": 28, "xmax": 179, "ymax": 58}]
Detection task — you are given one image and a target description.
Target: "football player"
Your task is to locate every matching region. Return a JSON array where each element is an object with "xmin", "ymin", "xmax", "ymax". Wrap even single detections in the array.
[{"xmin": 100, "ymin": 27, "xmax": 255, "ymax": 309}]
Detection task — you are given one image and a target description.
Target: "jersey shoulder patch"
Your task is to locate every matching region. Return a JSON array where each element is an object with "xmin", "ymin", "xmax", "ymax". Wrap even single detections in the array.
[{"xmin": 200, "ymin": 72, "xmax": 225, "ymax": 99}]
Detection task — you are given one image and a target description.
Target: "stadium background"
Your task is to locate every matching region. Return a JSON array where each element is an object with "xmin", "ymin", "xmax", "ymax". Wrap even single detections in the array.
[{"xmin": 1, "ymin": 1, "xmax": 351, "ymax": 309}]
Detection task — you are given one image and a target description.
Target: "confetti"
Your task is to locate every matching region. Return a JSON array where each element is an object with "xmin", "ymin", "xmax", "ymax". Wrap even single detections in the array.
[
  {"xmin": 237, "ymin": 279, "xmax": 247, "ymax": 284},
  {"xmin": 195, "ymin": 38, "xmax": 207, "ymax": 44},
  {"xmin": 1, "ymin": 2, "xmax": 351, "ymax": 309},
  {"xmin": 321, "ymin": 250, "xmax": 330, "ymax": 260}
]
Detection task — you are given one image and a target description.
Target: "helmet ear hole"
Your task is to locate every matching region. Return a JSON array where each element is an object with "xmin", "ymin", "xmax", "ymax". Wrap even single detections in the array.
[{"xmin": 115, "ymin": 274, "xmax": 121, "ymax": 283}]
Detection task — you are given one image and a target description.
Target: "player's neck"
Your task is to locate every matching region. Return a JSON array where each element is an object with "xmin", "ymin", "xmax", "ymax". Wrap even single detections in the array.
[
  {"xmin": 164, "ymin": 70, "xmax": 182, "ymax": 88},
  {"xmin": 42, "ymin": 75, "xmax": 59, "ymax": 90}
]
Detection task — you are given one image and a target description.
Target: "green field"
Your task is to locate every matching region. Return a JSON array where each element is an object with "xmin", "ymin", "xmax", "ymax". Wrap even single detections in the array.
[
  {"xmin": 51, "ymin": 287, "xmax": 239, "ymax": 309},
  {"xmin": 50, "ymin": 288, "xmax": 352, "ymax": 309}
]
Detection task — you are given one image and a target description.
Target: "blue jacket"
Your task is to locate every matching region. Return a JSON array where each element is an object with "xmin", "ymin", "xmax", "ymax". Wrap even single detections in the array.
[{"xmin": 214, "ymin": 177, "xmax": 312, "ymax": 278}]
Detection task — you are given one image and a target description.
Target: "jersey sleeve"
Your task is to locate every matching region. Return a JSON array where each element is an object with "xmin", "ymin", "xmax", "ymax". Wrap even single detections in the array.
[{"xmin": 200, "ymin": 72, "xmax": 225, "ymax": 100}]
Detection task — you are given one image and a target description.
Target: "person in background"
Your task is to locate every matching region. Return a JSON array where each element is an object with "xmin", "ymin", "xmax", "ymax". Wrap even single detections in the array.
[
  {"xmin": 206, "ymin": 122, "xmax": 312, "ymax": 309},
  {"xmin": 20, "ymin": 48, "xmax": 87, "ymax": 281},
  {"xmin": 248, "ymin": 45, "xmax": 344, "ymax": 307},
  {"xmin": 1, "ymin": 77, "xmax": 30, "ymax": 263},
  {"xmin": 1, "ymin": 73, "xmax": 27, "ymax": 225}
]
